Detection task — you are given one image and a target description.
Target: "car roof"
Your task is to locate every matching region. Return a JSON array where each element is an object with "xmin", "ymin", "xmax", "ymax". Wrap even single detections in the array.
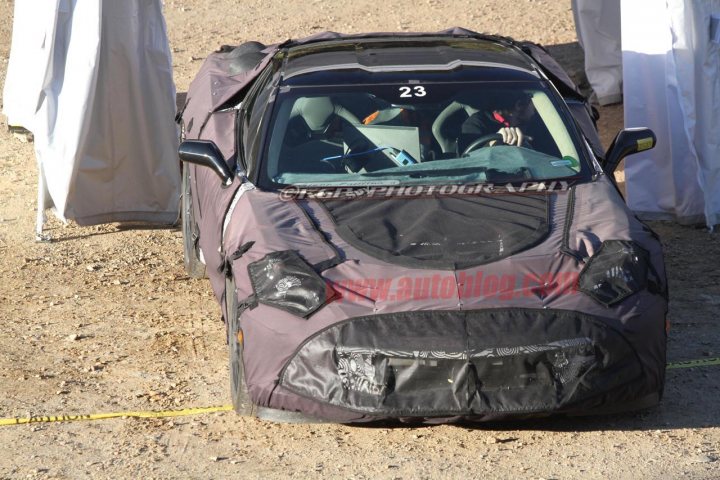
[{"xmin": 279, "ymin": 36, "xmax": 540, "ymax": 81}]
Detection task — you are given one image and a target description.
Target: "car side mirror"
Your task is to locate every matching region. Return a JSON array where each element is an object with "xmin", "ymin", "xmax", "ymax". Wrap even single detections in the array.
[
  {"xmin": 602, "ymin": 128, "xmax": 656, "ymax": 176},
  {"xmin": 178, "ymin": 140, "xmax": 234, "ymax": 186}
]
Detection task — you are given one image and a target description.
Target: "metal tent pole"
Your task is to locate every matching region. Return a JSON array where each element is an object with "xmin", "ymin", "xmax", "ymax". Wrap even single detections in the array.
[{"xmin": 35, "ymin": 165, "xmax": 50, "ymax": 242}]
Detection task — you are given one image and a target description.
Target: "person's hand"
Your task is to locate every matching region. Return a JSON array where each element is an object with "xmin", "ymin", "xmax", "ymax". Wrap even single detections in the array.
[{"xmin": 495, "ymin": 127, "xmax": 524, "ymax": 146}]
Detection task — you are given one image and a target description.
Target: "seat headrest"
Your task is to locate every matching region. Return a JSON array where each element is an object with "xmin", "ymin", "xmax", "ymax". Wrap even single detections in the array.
[{"xmin": 292, "ymin": 97, "xmax": 336, "ymax": 132}]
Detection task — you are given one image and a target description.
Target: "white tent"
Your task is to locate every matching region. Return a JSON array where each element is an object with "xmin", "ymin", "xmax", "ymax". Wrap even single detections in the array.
[
  {"xmin": 622, "ymin": 0, "xmax": 720, "ymax": 228},
  {"xmin": 572, "ymin": 0, "xmax": 623, "ymax": 106},
  {"xmin": 1, "ymin": 3, "xmax": 58, "ymax": 131},
  {"xmin": 2, "ymin": 0, "xmax": 180, "ymax": 238}
]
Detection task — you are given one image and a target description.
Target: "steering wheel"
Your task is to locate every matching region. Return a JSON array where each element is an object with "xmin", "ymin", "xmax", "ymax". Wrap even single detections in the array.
[
  {"xmin": 341, "ymin": 145, "xmax": 385, "ymax": 173},
  {"xmin": 318, "ymin": 158, "xmax": 340, "ymax": 173},
  {"xmin": 341, "ymin": 149, "xmax": 368, "ymax": 173},
  {"xmin": 462, "ymin": 133, "xmax": 505, "ymax": 156}
]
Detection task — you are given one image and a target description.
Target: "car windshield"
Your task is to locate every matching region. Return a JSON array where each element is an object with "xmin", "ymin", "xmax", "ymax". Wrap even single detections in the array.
[{"xmin": 262, "ymin": 74, "xmax": 587, "ymax": 188}]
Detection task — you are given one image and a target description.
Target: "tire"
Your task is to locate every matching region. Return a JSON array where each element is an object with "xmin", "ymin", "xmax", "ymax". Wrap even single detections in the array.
[
  {"xmin": 181, "ymin": 162, "xmax": 207, "ymax": 279},
  {"xmin": 225, "ymin": 275, "xmax": 255, "ymax": 416}
]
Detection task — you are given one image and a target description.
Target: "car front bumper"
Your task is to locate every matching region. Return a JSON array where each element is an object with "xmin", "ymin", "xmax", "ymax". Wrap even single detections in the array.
[{"xmin": 268, "ymin": 308, "xmax": 665, "ymax": 421}]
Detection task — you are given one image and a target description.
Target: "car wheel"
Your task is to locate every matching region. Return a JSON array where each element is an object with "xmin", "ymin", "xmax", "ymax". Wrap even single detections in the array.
[
  {"xmin": 181, "ymin": 162, "xmax": 207, "ymax": 279},
  {"xmin": 225, "ymin": 275, "xmax": 256, "ymax": 416}
]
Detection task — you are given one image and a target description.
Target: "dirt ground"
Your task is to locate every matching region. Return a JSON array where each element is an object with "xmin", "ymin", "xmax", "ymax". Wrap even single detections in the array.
[{"xmin": 0, "ymin": 1, "xmax": 719, "ymax": 478}]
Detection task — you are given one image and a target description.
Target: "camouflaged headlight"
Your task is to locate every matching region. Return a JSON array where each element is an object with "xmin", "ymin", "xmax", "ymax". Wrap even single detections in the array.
[
  {"xmin": 248, "ymin": 250, "xmax": 334, "ymax": 318},
  {"xmin": 578, "ymin": 240, "xmax": 650, "ymax": 306}
]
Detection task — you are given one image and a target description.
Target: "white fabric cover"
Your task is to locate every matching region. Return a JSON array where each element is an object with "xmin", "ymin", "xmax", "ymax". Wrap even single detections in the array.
[
  {"xmin": 622, "ymin": 0, "xmax": 720, "ymax": 227},
  {"xmin": 3, "ymin": 0, "xmax": 179, "ymax": 226},
  {"xmin": 572, "ymin": 0, "xmax": 623, "ymax": 106},
  {"xmin": 1, "ymin": 3, "xmax": 58, "ymax": 129}
]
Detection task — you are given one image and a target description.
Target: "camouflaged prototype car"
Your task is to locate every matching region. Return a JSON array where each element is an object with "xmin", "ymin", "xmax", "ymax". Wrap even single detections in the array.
[{"xmin": 177, "ymin": 28, "xmax": 667, "ymax": 423}]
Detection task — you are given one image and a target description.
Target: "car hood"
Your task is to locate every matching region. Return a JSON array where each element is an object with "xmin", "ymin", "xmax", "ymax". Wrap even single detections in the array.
[
  {"xmin": 215, "ymin": 177, "xmax": 663, "ymax": 298},
  {"xmin": 201, "ymin": 176, "xmax": 664, "ymax": 321},
  {"xmin": 318, "ymin": 194, "xmax": 549, "ymax": 270}
]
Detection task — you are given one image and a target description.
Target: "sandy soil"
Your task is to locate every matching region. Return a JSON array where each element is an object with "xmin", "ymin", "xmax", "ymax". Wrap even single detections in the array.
[{"xmin": 0, "ymin": 1, "xmax": 718, "ymax": 478}]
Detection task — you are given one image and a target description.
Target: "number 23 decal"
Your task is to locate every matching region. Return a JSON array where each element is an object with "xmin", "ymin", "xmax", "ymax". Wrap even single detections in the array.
[{"xmin": 399, "ymin": 86, "xmax": 427, "ymax": 98}]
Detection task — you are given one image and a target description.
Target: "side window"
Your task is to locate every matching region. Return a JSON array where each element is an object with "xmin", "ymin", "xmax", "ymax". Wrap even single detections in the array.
[{"xmin": 241, "ymin": 66, "xmax": 277, "ymax": 177}]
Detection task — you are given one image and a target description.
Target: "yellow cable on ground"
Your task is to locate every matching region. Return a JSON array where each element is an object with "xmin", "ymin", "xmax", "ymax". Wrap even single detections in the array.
[
  {"xmin": 0, "ymin": 405, "xmax": 233, "ymax": 426},
  {"xmin": 666, "ymin": 357, "xmax": 720, "ymax": 370},
  {"xmin": 0, "ymin": 358, "xmax": 717, "ymax": 427}
]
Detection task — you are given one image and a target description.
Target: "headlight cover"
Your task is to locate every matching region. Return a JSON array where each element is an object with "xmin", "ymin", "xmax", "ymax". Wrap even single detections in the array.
[
  {"xmin": 248, "ymin": 250, "xmax": 335, "ymax": 318},
  {"xmin": 578, "ymin": 240, "xmax": 650, "ymax": 306}
]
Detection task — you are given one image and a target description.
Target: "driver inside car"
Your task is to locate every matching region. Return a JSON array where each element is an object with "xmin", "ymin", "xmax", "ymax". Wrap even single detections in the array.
[{"xmin": 459, "ymin": 92, "xmax": 536, "ymax": 152}]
